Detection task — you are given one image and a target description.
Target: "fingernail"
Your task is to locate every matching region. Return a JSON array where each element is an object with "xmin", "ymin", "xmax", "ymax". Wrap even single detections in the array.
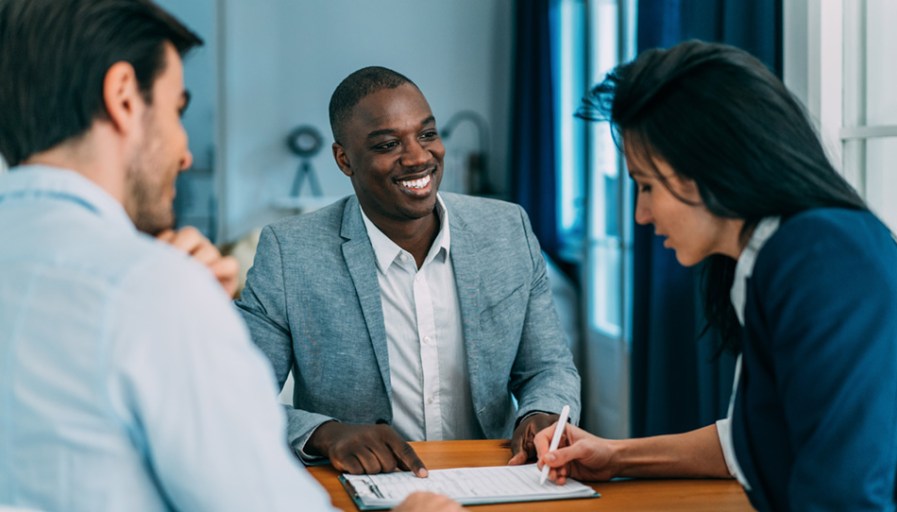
[
  {"xmin": 418, "ymin": 468, "xmax": 429, "ymax": 478},
  {"xmin": 546, "ymin": 453, "xmax": 556, "ymax": 462}
]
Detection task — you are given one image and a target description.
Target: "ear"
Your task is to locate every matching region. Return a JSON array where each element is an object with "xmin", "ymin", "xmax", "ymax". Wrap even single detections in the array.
[
  {"xmin": 102, "ymin": 61, "xmax": 144, "ymax": 135},
  {"xmin": 332, "ymin": 142, "xmax": 353, "ymax": 177}
]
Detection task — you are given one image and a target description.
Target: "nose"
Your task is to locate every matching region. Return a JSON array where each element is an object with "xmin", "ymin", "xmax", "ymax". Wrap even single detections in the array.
[
  {"xmin": 400, "ymin": 139, "xmax": 430, "ymax": 168},
  {"xmin": 634, "ymin": 194, "xmax": 653, "ymax": 225},
  {"xmin": 179, "ymin": 148, "xmax": 193, "ymax": 172}
]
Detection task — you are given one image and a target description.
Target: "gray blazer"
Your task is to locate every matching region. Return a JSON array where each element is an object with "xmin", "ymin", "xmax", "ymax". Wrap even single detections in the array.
[{"xmin": 236, "ymin": 193, "xmax": 580, "ymax": 448}]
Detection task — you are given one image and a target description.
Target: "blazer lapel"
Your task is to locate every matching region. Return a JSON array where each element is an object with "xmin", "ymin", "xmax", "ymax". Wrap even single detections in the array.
[
  {"xmin": 447, "ymin": 203, "xmax": 484, "ymax": 406},
  {"xmin": 340, "ymin": 198, "xmax": 392, "ymax": 403}
]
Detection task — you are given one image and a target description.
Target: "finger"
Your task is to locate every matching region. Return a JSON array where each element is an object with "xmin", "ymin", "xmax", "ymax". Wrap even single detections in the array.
[
  {"xmin": 391, "ymin": 439, "xmax": 428, "ymax": 477},
  {"xmin": 562, "ymin": 423, "xmax": 574, "ymax": 444},
  {"xmin": 395, "ymin": 492, "xmax": 462, "ymax": 512},
  {"xmin": 371, "ymin": 443, "xmax": 399, "ymax": 474},
  {"xmin": 557, "ymin": 464, "xmax": 569, "ymax": 481},
  {"xmin": 167, "ymin": 226, "xmax": 205, "ymax": 253},
  {"xmin": 155, "ymin": 229, "xmax": 176, "ymax": 243},
  {"xmin": 332, "ymin": 452, "xmax": 364, "ymax": 475},
  {"xmin": 205, "ymin": 255, "xmax": 239, "ymax": 296},
  {"xmin": 542, "ymin": 443, "xmax": 582, "ymax": 469},
  {"xmin": 210, "ymin": 255, "xmax": 239, "ymax": 282},
  {"xmin": 210, "ymin": 255, "xmax": 239, "ymax": 277},
  {"xmin": 507, "ymin": 450, "xmax": 527, "ymax": 466},
  {"xmin": 188, "ymin": 245, "xmax": 221, "ymax": 268},
  {"xmin": 554, "ymin": 470, "xmax": 568, "ymax": 486},
  {"xmin": 522, "ymin": 421, "xmax": 539, "ymax": 459},
  {"xmin": 356, "ymin": 447, "xmax": 385, "ymax": 475},
  {"xmin": 509, "ymin": 424, "xmax": 528, "ymax": 460},
  {"xmin": 533, "ymin": 424, "xmax": 554, "ymax": 457}
]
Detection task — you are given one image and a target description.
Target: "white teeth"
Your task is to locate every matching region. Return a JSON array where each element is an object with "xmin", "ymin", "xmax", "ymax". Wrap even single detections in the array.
[{"xmin": 399, "ymin": 174, "xmax": 431, "ymax": 190}]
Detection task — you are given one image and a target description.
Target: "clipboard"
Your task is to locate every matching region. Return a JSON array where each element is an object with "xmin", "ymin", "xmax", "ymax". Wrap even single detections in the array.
[
  {"xmin": 339, "ymin": 475, "xmax": 391, "ymax": 511},
  {"xmin": 338, "ymin": 464, "xmax": 600, "ymax": 510}
]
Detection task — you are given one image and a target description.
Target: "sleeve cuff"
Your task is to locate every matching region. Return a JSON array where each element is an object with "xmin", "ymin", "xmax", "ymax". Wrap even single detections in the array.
[
  {"xmin": 716, "ymin": 417, "xmax": 751, "ymax": 490},
  {"xmin": 291, "ymin": 421, "xmax": 335, "ymax": 466},
  {"xmin": 515, "ymin": 409, "xmax": 562, "ymax": 428}
]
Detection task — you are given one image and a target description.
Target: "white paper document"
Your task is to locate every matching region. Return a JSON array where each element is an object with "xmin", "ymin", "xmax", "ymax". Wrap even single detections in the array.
[{"xmin": 340, "ymin": 463, "xmax": 599, "ymax": 510}]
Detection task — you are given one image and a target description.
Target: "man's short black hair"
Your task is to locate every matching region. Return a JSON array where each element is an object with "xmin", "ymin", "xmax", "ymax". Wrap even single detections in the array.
[
  {"xmin": 328, "ymin": 66, "xmax": 419, "ymax": 143},
  {"xmin": 0, "ymin": 0, "xmax": 203, "ymax": 167}
]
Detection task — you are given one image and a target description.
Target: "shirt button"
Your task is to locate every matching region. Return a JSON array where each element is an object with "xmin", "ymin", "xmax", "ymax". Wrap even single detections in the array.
[
  {"xmin": 427, "ymin": 396, "xmax": 435, "ymax": 405},
  {"xmin": 423, "ymin": 336, "xmax": 432, "ymax": 345}
]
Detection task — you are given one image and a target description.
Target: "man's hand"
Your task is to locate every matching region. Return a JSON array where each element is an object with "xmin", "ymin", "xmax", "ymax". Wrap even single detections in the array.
[
  {"xmin": 507, "ymin": 412, "xmax": 560, "ymax": 465},
  {"xmin": 307, "ymin": 422, "xmax": 428, "ymax": 477},
  {"xmin": 156, "ymin": 227, "xmax": 239, "ymax": 297},
  {"xmin": 393, "ymin": 492, "xmax": 464, "ymax": 512}
]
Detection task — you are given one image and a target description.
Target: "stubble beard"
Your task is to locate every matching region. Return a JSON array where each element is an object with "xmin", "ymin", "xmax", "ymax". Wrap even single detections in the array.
[{"xmin": 125, "ymin": 153, "xmax": 176, "ymax": 236}]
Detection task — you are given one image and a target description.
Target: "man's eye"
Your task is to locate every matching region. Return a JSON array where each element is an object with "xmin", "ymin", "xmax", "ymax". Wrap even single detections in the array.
[
  {"xmin": 374, "ymin": 141, "xmax": 399, "ymax": 151},
  {"xmin": 420, "ymin": 130, "xmax": 438, "ymax": 141}
]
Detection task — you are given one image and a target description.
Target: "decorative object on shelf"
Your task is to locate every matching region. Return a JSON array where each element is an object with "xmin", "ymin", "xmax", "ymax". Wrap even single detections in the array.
[
  {"xmin": 440, "ymin": 110, "xmax": 495, "ymax": 196},
  {"xmin": 286, "ymin": 124, "xmax": 324, "ymax": 197}
]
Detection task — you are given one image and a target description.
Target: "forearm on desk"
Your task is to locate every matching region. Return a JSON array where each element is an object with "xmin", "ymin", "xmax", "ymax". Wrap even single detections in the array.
[{"xmin": 609, "ymin": 424, "xmax": 732, "ymax": 479}]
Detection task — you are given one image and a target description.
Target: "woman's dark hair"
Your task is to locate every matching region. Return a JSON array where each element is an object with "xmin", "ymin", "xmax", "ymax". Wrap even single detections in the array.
[
  {"xmin": 0, "ymin": 0, "xmax": 202, "ymax": 167},
  {"xmin": 579, "ymin": 40, "xmax": 867, "ymax": 351}
]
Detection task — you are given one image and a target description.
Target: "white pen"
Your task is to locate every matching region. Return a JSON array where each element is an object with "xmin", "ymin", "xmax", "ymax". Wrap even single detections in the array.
[{"xmin": 539, "ymin": 404, "xmax": 571, "ymax": 485}]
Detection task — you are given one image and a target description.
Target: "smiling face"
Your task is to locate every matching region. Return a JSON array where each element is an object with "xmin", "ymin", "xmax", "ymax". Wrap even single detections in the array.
[
  {"xmin": 125, "ymin": 43, "xmax": 193, "ymax": 235},
  {"xmin": 332, "ymin": 83, "xmax": 444, "ymax": 230},
  {"xmin": 627, "ymin": 148, "xmax": 744, "ymax": 265}
]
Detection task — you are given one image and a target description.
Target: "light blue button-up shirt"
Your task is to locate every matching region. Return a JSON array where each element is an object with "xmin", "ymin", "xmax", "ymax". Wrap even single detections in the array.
[{"xmin": 0, "ymin": 166, "xmax": 335, "ymax": 511}]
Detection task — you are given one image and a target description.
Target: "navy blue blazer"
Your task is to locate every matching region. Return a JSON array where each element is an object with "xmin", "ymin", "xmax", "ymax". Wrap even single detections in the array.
[{"xmin": 732, "ymin": 208, "xmax": 897, "ymax": 511}]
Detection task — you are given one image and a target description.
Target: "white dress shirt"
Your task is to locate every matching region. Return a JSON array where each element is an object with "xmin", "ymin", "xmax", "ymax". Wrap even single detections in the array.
[
  {"xmin": 360, "ymin": 195, "xmax": 480, "ymax": 441},
  {"xmin": 0, "ymin": 166, "xmax": 336, "ymax": 511},
  {"xmin": 716, "ymin": 216, "xmax": 781, "ymax": 490}
]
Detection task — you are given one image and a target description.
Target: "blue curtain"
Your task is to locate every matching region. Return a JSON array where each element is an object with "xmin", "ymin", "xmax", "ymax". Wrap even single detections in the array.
[
  {"xmin": 630, "ymin": 0, "xmax": 782, "ymax": 437},
  {"xmin": 509, "ymin": 0, "xmax": 561, "ymax": 263}
]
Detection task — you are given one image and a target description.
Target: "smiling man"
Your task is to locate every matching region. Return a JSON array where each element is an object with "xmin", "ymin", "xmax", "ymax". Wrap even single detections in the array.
[{"xmin": 236, "ymin": 66, "xmax": 581, "ymax": 476}]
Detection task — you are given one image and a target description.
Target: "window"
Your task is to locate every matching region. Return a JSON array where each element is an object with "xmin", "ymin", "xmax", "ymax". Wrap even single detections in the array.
[
  {"xmin": 786, "ymin": 0, "xmax": 897, "ymax": 229},
  {"xmin": 554, "ymin": 0, "xmax": 587, "ymax": 261},
  {"xmin": 553, "ymin": 0, "xmax": 636, "ymax": 339},
  {"xmin": 552, "ymin": 0, "xmax": 637, "ymax": 437},
  {"xmin": 842, "ymin": 0, "xmax": 897, "ymax": 229}
]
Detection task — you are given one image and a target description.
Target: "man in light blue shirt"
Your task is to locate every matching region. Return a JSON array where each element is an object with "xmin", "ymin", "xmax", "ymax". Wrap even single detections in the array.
[{"xmin": 0, "ymin": 1, "xmax": 458, "ymax": 511}]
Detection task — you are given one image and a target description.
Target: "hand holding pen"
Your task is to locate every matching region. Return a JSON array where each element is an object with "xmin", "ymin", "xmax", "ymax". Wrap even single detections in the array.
[{"xmin": 534, "ymin": 410, "xmax": 620, "ymax": 484}]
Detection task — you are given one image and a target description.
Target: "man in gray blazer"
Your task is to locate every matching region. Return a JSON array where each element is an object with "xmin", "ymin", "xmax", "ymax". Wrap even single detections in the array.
[{"xmin": 236, "ymin": 66, "xmax": 580, "ymax": 476}]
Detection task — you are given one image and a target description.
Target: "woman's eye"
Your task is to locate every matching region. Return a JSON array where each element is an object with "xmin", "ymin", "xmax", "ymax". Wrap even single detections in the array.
[{"xmin": 639, "ymin": 183, "xmax": 652, "ymax": 193}]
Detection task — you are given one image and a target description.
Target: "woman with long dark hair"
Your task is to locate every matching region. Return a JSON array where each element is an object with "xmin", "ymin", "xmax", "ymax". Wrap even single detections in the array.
[{"xmin": 535, "ymin": 40, "xmax": 897, "ymax": 511}]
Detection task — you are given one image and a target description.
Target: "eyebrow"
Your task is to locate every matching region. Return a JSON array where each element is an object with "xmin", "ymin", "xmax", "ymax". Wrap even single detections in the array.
[
  {"xmin": 365, "ymin": 115, "xmax": 436, "ymax": 140},
  {"xmin": 628, "ymin": 167, "xmax": 650, "ymax": 179}
]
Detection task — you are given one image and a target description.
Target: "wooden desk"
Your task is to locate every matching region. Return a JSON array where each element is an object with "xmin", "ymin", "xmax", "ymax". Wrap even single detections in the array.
[{"xmin": 308, "ymin": 439, "xmax": 753, "ymax": 511}]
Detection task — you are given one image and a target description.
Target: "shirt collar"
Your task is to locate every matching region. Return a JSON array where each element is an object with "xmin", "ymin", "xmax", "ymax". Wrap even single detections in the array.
[
  {"xmin": 0, "ymin": 164, "xmax": 136, "ymax": 233},
  {"xmin": 730, "ymin": 216, "xmax": 781, "ymax": 326},
  {"xmin": 360, "ymin": 193, "xmax": 451, "ymax": 273}
]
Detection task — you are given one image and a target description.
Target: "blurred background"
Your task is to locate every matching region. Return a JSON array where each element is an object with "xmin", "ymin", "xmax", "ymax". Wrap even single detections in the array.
[{"xmin": 7, "ymin": 0, "xmax": 888, "ymax": 442}]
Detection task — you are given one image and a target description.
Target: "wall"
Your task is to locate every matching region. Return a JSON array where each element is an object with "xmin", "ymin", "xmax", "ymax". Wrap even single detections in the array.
[
  {"xmin": 156, "ymin": 0, "xmax": 219, "ymax": 238},
  {"xmin": 218, "ymin": 0, "xmax": 513, "ymax": 242}
]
